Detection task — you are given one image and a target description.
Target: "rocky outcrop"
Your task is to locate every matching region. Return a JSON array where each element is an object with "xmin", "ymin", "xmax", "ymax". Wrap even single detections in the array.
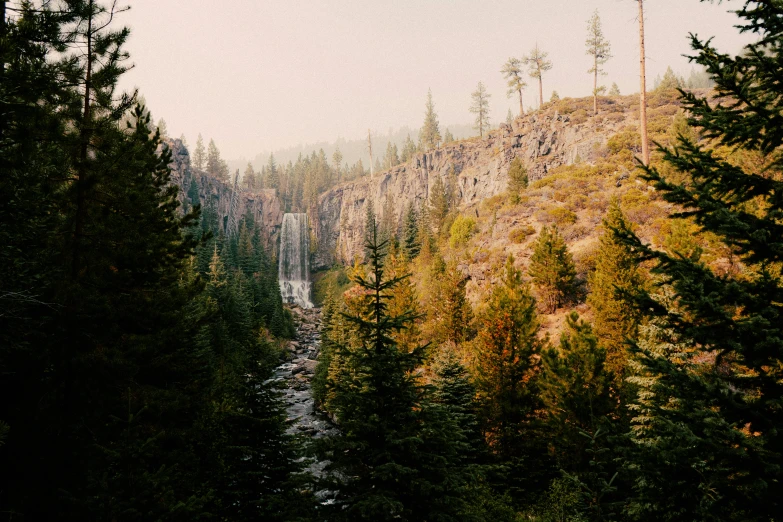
[
  {"xmin": 163, "ymin": 138, "xmax": 284, "ymax": 251},
  {"xmin": 313, "ymin": 110, "xmax": 622, "ymax": 268}
]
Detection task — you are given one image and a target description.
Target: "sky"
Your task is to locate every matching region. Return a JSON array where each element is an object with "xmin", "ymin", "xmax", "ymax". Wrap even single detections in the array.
[{"xmin": 117, "ymin": 0, "xmax": 754, "ymax": 161}]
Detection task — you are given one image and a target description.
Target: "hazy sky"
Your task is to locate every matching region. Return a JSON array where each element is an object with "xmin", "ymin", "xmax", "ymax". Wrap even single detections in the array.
[{"xmin": 117, "ymin": 0, "xmax": 754, "ymax": 160}]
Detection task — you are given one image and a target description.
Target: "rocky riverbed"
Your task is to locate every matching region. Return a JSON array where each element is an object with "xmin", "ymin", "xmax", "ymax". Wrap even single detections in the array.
[{"xmin": 272, "ymin": 306, "xmax": 338, "ymax": 477}]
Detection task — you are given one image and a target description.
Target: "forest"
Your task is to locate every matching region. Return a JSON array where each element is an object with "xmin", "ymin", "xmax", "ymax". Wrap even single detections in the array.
[{"xmin": 1, "ymin": 1, "xmax": 782, "ymax": 521}]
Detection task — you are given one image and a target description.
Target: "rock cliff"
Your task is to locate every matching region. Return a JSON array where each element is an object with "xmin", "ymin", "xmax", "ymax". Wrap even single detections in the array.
[
  {"xmin": 313, "ymin": 108, "xmax": 626, "ymax": 268},
  {"xmin": 163, "ymin": 138, "xmax": 284, "ymax": 251}
]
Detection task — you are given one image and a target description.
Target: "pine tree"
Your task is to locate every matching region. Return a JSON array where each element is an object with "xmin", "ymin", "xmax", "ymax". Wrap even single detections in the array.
[
  {"xmin": 473, "ymin": 256, "xmax": 544, "ymax": 459},
  {"xmin": 332, "ymin": 146, "xmax": 343, "ymax": 182},
  {"xmin": 616, "ymin": 4, "xmax": 783, "ymax": 518},
  {"xmin": 194, "ymin": 133, "xmax": 206, "ymax": 169},
  {"xmin": 609, "ymin": 82, "xmax": 621, "ymax": 96},
  {"xmin": 443, "ymin": 128, "xmax": 455, "ymax": 144},
  {"xmin": 587, "ymin": 200, "xmax": 644, "ymax": 385},
  {"xmin": 501, "ymin": 56, "xmax": 527, "ymax": 117},
  {"xmin": 207, "ymin": 138, "xmax": 228, "ymax": 181},
  {"xmin": 363, "ymin": 200, "xmax": 376, "ymax": 262},
  {"xmin": 540, "ymin": 312, "xmax": 612, "ymax": 472},
  {"xmin": 321, "ymin": 223, "xmax": 474, "ymax": 521},
  {"xmin": 402, "ymin": 203, "xmax": 420, "ymax": 259},
  {"xmin": 423, "ymin": 256, "xmax": 474, "ymax": 347},
  {"xmin": 470, "ymin": 81, "xmax": 491, "ymax": 138},
  {"xmin": 524, "ymin": 44, "xmax": 553, "ymax": 108},
  {"xmin": 400, "ymin": 134, "xmax": 418, "ymax": 162},
  {"xmin": 507, "ymin": 158, "xmax": 528, "ymax": 204},
  {"xmin": 529, "ymin": 226, "xmax": 576, "ymax": 313},
  {"xmin": 586, "ymin": 10, "xmax": 612, "ymax": 115},
  {"xmin": 266, "ymin": 153, "xmax": 280, "ymax": 192},
  {"xmin": 420, "ymin": 88, "xmax": 442, "ymax": 150},
  {"xmin": 429, "ymin": 174, "xmax": 450, "ymax": 232}
]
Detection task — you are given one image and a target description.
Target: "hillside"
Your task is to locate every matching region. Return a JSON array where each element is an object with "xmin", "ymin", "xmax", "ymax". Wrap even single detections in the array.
[{"xmin": 311, "ymin": 89, "xmax": 714, "ymax": 335}]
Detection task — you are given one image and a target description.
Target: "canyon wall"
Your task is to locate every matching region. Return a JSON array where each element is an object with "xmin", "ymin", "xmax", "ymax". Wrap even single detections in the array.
[
  {"xmin": 313, "ymin": 109, "xmax": 624, "ymax": 269},
  {"xmin": 164, "ymin": 138, "xmax": 284, "ymax": 251}
]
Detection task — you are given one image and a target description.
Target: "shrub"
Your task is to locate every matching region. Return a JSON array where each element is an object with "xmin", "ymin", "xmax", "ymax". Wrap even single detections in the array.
[
  {"xmin": 546, "ymin": 206, "xmax": 578, "ymax": 226},
  {"xmin": 508, "ymin": 225, "xmax": 536, "ymax": 244},
  {"xmin": 449, "ymin": 215, "xmax": 477, "ymax": 248}
]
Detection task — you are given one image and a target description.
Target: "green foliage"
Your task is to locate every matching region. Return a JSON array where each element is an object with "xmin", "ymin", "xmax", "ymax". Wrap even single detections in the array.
[
  {"xmin": 609, "ymin": 83, "xmax": 620, "ymax": 96},
  {"xmin": 587, "ymin": 200, "xmax": 644, "ymax": 385},
  {"xmin": 654, "ymin": 66, "xmax": 682, "ymax": 92},
  {"xmin": 470, "ymin": 81, "xmax": 492, "ymax": 137},
  {"xmin": 540, "ymin": 313, "xmax": 612, "ymax": 472},
  {"xmin": 502, "ymin": 56, "xmax": 527, "ymax": 116},
  {"xmin": 320, "ymin": 224, "xmax": 480, "ymax": 521},
  {"xmin": 420, "ymin": 88, "xmax": 442, "ymax": 150},
  {"xmin": 509, "ymin": 225, "xmax": 536, "ymax": 244},
  {"xmin": 616, "ymin": 4, "xmax": 783, "ymax": 519},
  {"xmin": 0, "ymin": 4, "xmax": 304, "ymax": 519},
  {"xmin": 449, "ymin": 214, "xmax": 477, "ymax": 248},
  {"xmin": 402, "ymin": 202, "xmax": 421, "ymax": 259},
  {"xmin": 473, "ymin": 256, "xmax": 544, "ymax": 458},
  {"xmin": 529, "ymin": 226, "xmax": 576, "ymax": 313},
  {"xmin": 507, "ymin": 158, "xmax": 529, "ymax": 203},
  {"xmin": 422, "ymin": 257, "xmax": 475, "ymax": 346}
]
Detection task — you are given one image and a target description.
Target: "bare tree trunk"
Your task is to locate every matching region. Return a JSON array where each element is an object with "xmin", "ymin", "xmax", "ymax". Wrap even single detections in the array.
[
  {"xmin": 638, "ymin": 0, "xmax": 650, "ymax": 165},
  {"xmin": 538, "ymin": 76, "xmax": 543, "ymax": 108},
  {"xmin": 594, "ymin": 54, "xmax": 598, "ymax": 115},
  {"xmin": 73, "ymin": 0, "xmax": 94, "ymax": 278},
  {"xmin": 519, "ymin": 89, "xmax": 524, "ymax": 117},
  {"xmin": 367, "ymin": 128, "xmax": 373, "ymax": 177}
]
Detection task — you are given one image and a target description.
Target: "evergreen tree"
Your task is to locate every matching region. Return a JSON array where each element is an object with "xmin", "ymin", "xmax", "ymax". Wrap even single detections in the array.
[
  {"xmin": 383, "ymin": 141, "xmax": 399, "ymax": 169},
  {"xmin": 206, "ymin": 138, "xmax": 229, "ymax": 181},
  {"xmin": 423, "ymin": 256, "xmax": 474, "ymax": 347},
  {"xmin": 524, "ymin": 44, "xmax": 553, "ymax": 108},
  {"xmin": 363, "ymin": 200, "xmax": 377, "ymax": 262},
  {"xmin": 501, "ymin": 56, "xmax": 527, "ymax": 117},
  {"xmin": 616, "ymin": 4, "xmax": 783, "ymax": 518},
  {"xmin": 507, "ymin": 157, "xmax": 528, "ymax": 204},
  {"xmin": 321, "ymin": 223, "xmax": 475, "ymax": 521},
  {"xmin": 609, "ymin": 82, "xmax": 621, "ymax": 96},
  {"xmin": 540, "ymin": 313, "xmax": 612, "ymax": 472},
  {"xmin": 506, "ymin": 108, "xmax": 514, "ymax": 125},
  {"xmin": 470, "ymin": 81, "xmax": 491, "ymax": 138},
  {"xmin": 586, "ymin": 10, "xmax": 612, "ymax": 115},
  {"xmin": 429, "ymin": 174, "xmax": 450, "ymax": 232},
  {"xmin": 266, "ymin": 153, "xmax": 280, "ymax": 192},
  {"xmin": 473, "ymin": 256, "xmax": 544, "ymax": 459},
  {"xmin": 655, "ymin": 65, "xmax": 683, "ymax": 91},
  {"xmin": 194, "ymin": 133, "xmax": 206, "ymax": 169},
  {"xmin": 443, "ymin": 128, "xmax": 455, "ymax": 144},
  {"xmin": 587, "ymin": 200, "xmax": 644, "ymax": 385},
  {"xmin": 400, "ymin": 134, "xmax": 418, "ymax": 162},
  {"xmin": 402, "ymin": 203, "xmax": 420, "ymax": 259},
  {"xmin": 420, "ymin": 88, "xmax": 442, "ymax": 150},
  {"xmin": 332, "ymin": 146, "xmax": 343, "ymax": 182},
  {"xmin": 529, "ymin": 226, "xmax": 576, "ymax": 313}
]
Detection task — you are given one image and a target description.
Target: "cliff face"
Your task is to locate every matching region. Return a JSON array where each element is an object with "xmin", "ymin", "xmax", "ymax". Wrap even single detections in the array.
[
  {"xmin": 313, "ymin": 109, "xmax": 623, "ymax": 269},
  {"xmin": 164, "ymin": 139, "xmax": 284, "ymax": 251}
]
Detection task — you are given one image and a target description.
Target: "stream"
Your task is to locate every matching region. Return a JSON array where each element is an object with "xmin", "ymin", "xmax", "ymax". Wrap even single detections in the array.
[{"xmin": 272, "ymin": 306, "xmax": 338, "ymax": 478}]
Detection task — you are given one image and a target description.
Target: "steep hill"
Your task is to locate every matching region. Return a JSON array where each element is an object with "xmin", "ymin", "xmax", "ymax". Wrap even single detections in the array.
[{"xmin": 313, "ymin": 91, "xmax": 687, "ymax": 270}]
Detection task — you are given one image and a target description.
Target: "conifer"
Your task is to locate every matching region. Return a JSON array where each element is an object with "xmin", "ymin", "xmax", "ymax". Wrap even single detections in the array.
[
  {"xmin": 420, "ymin": 88, "xmax": 442, "ymax": 150},
  {"xmin": 321, "ymin": 222, "xmax": 473, "ymax": 520},
  {"xmin": 540, "ymin": 312, "xmax": 612, "ymax": 472},
  {"xmin": 529, "ymin": 226, "xmax": 576, "ymax": 313},
  {"xmin": 587, "ymin": 200, "xmax": 644, "ymax": 385},
  {"xmin": 617, "ymin": 4, "xmax": 783, "ymax": 518}
]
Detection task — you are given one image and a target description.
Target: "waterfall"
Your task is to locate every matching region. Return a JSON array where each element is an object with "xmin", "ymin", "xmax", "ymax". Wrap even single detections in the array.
[{"xmin": 278, "ymin": 213, "xmax": 314, "ymax": 309}]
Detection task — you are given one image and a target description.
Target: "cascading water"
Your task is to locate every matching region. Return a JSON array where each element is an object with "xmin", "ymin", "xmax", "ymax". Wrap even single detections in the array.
[{"xmin": 278, "ymin": 213, "xmax": 314, "ymax": 309}]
